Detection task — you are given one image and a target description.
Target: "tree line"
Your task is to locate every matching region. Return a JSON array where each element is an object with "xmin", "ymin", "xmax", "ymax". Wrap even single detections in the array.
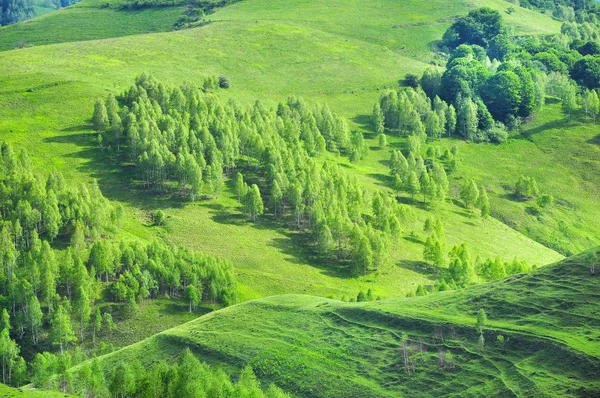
[{"xmin": 32, "ymin": 348, "xmax": 289, "ymax": 397}]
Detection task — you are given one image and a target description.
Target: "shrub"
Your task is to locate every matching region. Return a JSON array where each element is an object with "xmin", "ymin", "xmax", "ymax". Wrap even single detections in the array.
[
  {"xmin": 219, "ymin": 75, "xmax": 230, "ymax": 89},
  {"xmin": 405, "ymin": 73, "xmax": 420, "ymax": 88}
]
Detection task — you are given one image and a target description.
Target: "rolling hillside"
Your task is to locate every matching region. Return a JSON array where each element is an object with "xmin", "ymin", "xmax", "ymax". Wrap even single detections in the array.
[
  {"xmin": 0, "ymin": 0, "xmax": 570, "ymax": 301},
  {"xmin": 77, "ymin": 249, "xmax": 600, "ymax": 397},
  {"xmin": 0, "ymin": 0, "xmax": 599, "ymax": 395}
]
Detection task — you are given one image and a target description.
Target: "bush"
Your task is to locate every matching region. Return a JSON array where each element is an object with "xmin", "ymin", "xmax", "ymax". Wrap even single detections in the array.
[
  {"xmin": 218, "ymin": 75, "xmax": 230, "ymax": 89},
  {"xmin": 487, "ymin": 122, "xmax": 508, "ymax": 143},
  {"xmin": 153, "ymin": 210, "xmax": 166, "ymax": 226},
  {"xmin": 405, "ymin": 73, "xmax": 419, "ymax": 88}
]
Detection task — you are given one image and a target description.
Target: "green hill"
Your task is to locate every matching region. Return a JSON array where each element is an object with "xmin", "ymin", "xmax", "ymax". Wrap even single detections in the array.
[
  {"xmin": 0, "ymin": 0, "xmax": 568, "ymax": 301},
  {"xmin": 81, "ymin": 249, "xmax": 600, "ymax": 397},
  {"xmin": 0, "ymin": 0, "xmax": 185, "ymax": 51}
]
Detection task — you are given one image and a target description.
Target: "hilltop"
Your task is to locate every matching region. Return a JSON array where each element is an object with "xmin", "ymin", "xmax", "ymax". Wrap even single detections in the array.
[{"xmin": 80, "ymin": 249, "xmax": 600, "ymax": 397}]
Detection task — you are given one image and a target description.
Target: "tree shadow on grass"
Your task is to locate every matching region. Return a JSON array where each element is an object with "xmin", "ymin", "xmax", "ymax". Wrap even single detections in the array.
[
  {"xmin": 587, "ymin": 134, "xmax": 600, "ymax": 146},
  {"xmin": 518, "ymin": 118, "xmax": 569, "ymax": 140},
  {"xmin": 396, "ymin": 259, "xmax": 438, "ymax": 278},
  {"xmin": 367, "ymin": 172, "xmax": 392, "ymax": 188},
  {"xmin": 267, "ymin": 234, "xmax": 355, "ymax": 279},
  {"xmin": 403, "ymin": 235, "xmax": 423, "ymax": 245},
  {"xmin": 44, "ymin": 131, "xmax": 188, "ymax": 211},
  {"xmin": 352, "ymin": 114, "xmax": 373, "ymax": 131}
]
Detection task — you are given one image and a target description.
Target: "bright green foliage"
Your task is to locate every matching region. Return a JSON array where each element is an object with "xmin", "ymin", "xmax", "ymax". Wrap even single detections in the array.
[
  {"xmin": 514, "ymin": 175, "xmax": 539, "ymax": 199},
  {"xmin": 536, "ymin": 194, "xmax": 554, "ymax": 211},
  {"xmin": 50, "ymin": 301, "xmax": 77, "ymax": 354},
  {"xmin": 457, "ymin": 98, "xmax": 479, "ymax": 140},
  {"xmin": 245, "ymin": 184, "xmax": 264, "ymax": 222},
  {"xmin": 184, "ymin": 284, "xmax": 201, "ymax": 313},
  {"xmin": 423, "ymin": 236, "xmax": 445, "ymax": 268},
  {"xmin": 92, "ymin": 100, "xmax": 109, "ymax": 133},
  {"xmin": 421, "ymin": 68, "xmax": 442, "ymax": 98},
  {"xmin": 372, "ymin": 103, "xmax": 384, "ymax": 135},
  {"xmin": 460, "ymin": 179, "xmax": 480, "ymax": 209},
  {"xmin": 478, "ymin": 187, "xmax": 490, "ymax": 223},
  {"xmin": 377, "ymin": 133, "xmax": 387, "ymax": 149}
]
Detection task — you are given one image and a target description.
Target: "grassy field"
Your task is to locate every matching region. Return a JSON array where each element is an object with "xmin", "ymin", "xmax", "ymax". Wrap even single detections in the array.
[
  {"xmin": 0, "ymin": 0, "xmax": 184, "ymax": 51},
  {"xmin": 0, "ymin": 0, "xmax": 566, "ymax": 302},
  {"xmin": 0, "ymin": 0, "xmax": 598, "ymax": 395},
  {"xmin": 78, "ymin": 249, "xmax": 600, "ymax": 397},
  {"xmin": 0, "ymin": 384, "xmax": 72, "ymax": 397}
]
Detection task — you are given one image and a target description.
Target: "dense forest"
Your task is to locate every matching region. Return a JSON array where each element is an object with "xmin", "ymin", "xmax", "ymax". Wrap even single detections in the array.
[
  {"xmin": 33, "ymin": 348, "xmax": 289, "ymax": 397},
  {"xmin": 386, "ymin": 5, "xmax": 600, "ymax": 148}
]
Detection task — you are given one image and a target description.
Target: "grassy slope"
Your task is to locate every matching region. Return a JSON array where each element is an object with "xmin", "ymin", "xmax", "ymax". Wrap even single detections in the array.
[
  {"xmin": 0, "ymin": 0, "xmax": 565, "ymax": 300},
  {"xmin": 0, "ymin": 384, "xmax": 72, "ymax": 397},
  {"xmin": 455, "ymin": 104, "xmax": 600, "ymax": 256},
  {"xmin": 0, "ymin": 0, "xmax": 184, "ymax": 51},
  {"xmin": 82, "ymin": 249, "xmax": 600, "ymax": 397}
]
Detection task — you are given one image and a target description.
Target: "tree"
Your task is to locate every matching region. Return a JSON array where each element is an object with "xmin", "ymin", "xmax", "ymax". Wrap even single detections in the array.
[
  {"xmin": 154, "ymin": 210, "xmax": 166, "ymax": 226},
  {"xmin": 372, "ymin": 103, "xmax": 384, "ymax": 134},
  {"xmin": 0, "ymin": 327, "xmax": 20, "ymax": 385},
  {"xmin": 514, "ymin": 175, "xmax": 539, "ymax": 199},
  {"xmin": 405, "ymin": 73, "xmax": 419, "ymax": 88},
  {"xmin": 184, "ymin": 284, "xmax": 201, "ymax": 313},
  {"xmin": 245, "ymin": 184, "xmax": 264, "ymax": 222},
  {"xmin": 377, "ymin": 133, "xmax": 387, "ymax": 149},
  {"xmin": 536, "ymin": 194, "xmax": 554, "ymax": 211},
  {"xmin": 234, "ymin": 172, "xmax": 245, "ymax": 203},
  {"xmin": 481, "ymin": 71, "xmax": 522, "ymax": 122},
  {"xmin": 443, "ymin": 7, "xmax": 503, "ymax": 48},
  {"xmin": 460, "ymin": 179, "xmax": 479, "ymax": 209},
  {"xmin": 73, "ymin": 286, "xmax": 91, "ymax": 340},
  {"xmin": 478, "ymin": 186, "xmax": 490, "ymax": 225},
  {"xmin": 572, "ymin": 55, "xmax": 600, "ymax": 90},
  {"xmin": 476, "ymin": 308, "xmax": 487, "ymax": 334},
  {"xmin": 92, "ymin": 100, "xmax": 109, "ymax": 133},
  {"xmin": 218, "ymin": 75, "xmax": 230, "ymax": 88},
  {"xmin": 561, "ymin": 82, "xmax": 577, "ymax": 120},
  {"xmin": 102, "ymin": 312, "xmax": 115, "ymax": 333},
  {"xmin": 269, "ymin": 180, "xmax": 283, "ymax": 217},
  {"xmin": 407, "ymin": 171, "xmax": 420, "ymax": 200},
  {"xmin": 457, "ymin": 98, "xmax": 478, "ymax": 140},
  {"xmin": 446, "ymin": 104, "xmax": 457, "ymax": 136},
  {"xmin": 421, "ymin": 68, "xmax": 442, "ymax": 98},
  {"xmin": 51, "ymin": 302, "xmax": 76, "ymax": 354},
  {"xmin": 589, "ymin": 90, "xmax": 599, "ymax": 122},
  {"xmin": 28, "ymin": 295, "xmax": 43, "ymax": 345}
]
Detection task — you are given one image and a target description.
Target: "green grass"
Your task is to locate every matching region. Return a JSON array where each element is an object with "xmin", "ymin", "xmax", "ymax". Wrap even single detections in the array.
[
  {"xmin": 80, "ymin": 249, "xmax": 600, "ymax": 397},
  {"xmin": 0, "ymin": 0, "xmax": 185, "ymax": 51},
  {"xmin": 0, "ymin": 383, "xmax": 73, "ymax": 397},
  {"xmin": 0, "ymin": 0, "xmax": 590, "ymax": 345},
  {"xmin": 442, "ymin": 103, "xmax": 600, "ymax": 256}
]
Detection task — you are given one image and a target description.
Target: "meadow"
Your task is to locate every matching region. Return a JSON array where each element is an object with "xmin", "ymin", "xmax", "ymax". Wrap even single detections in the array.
[
  {"xmin": 0, "ymin": 0, "xmax": 572, "ymax": 302},
  {"xmin": 0, "ymin": 0, "xmax": 598, "ymax": 395},
  {"xmin": 77, "ymin": 250, "xmax": 600, "ymax": 397}
]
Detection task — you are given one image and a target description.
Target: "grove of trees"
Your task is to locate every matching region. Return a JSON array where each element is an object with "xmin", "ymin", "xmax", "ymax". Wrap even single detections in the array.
[
  {"xmin": 93, "ymin": 74, "xmax": 419, "ymax": 276},
  {"xmin": 0, "ymin": 140, "xmax": 237, "ymax": 388}
]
